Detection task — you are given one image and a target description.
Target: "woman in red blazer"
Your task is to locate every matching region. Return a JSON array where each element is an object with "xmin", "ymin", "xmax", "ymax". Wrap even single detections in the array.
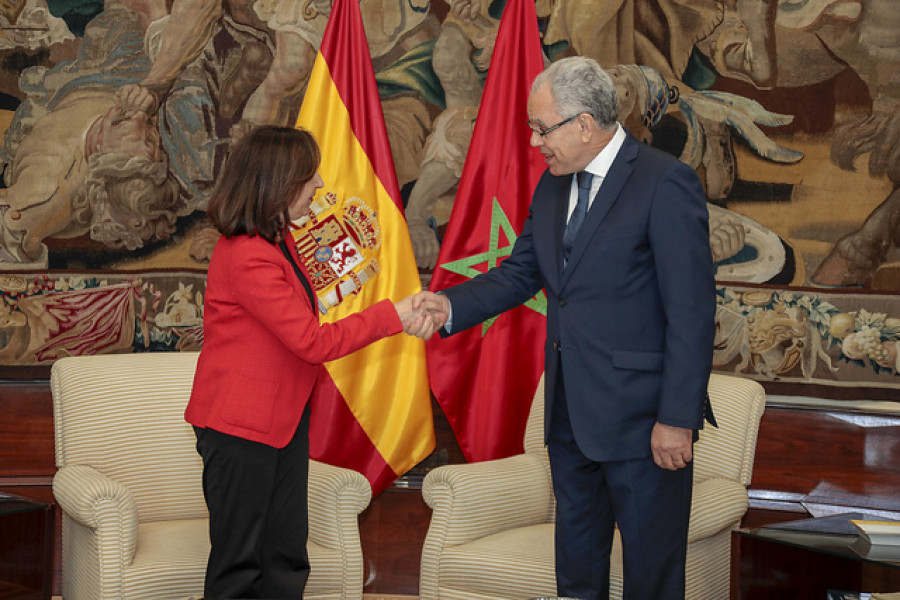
[{"xmin": 185, "ymin": 126, "xmax": 422, "ymax": 600}]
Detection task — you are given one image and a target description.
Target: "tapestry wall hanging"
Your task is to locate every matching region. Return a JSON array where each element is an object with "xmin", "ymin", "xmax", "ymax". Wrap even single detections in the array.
[
  {"xmin": 0, "ymin": 0, "xmax": 897, "ymax": 401},
  {"xmin": 0, "ymin": 271, "xmax": 205, "ymax": 366}
]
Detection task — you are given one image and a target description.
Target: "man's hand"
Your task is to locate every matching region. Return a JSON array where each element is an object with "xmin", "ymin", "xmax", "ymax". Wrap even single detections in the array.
[
  {"xmin": 394, "ymin": 294, "xmax": 426, "ymax": 334},
  {"xmin": 651, "ymin": 422, "xmax": 693, "ymax": 471},
  {"xmin": 394, "ymin": 291, "xmax": 450, "ymax": 340},
  {"xmin": 403, "ymin": 291, "xmax": 450, "ymax": 339},
  {"xmin": 415, "ymin": 291, "xmax": 450, "ymax": 325}
]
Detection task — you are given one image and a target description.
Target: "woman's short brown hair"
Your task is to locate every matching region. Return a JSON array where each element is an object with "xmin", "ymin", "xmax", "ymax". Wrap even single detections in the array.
[{"xmin": 206, "ymin": 126, "xmax": 321, "ymax": 242}]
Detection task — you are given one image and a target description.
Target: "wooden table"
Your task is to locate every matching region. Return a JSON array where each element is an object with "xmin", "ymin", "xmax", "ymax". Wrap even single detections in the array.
[
  {"xmin": 0, "ymin": 494, "xmax": 53, "ymax": 600},
  {"xmin": 731, "ymin": 526, "xmax": 900, "ymax": 600}
]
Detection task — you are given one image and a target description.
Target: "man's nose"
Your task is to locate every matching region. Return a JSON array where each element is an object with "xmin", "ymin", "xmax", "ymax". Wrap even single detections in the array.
[{"xmin": 529, "ymin": 130, "xmax": 542, "ymax": 147}]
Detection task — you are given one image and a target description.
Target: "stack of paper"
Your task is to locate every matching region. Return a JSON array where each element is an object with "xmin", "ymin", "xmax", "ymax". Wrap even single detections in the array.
[
  {"xmin": 757, "ymin": 513, "xmax": 869, "ymax": 549},
  {"xmin": 851, "ymin": 520, "xmax": 900, "ymax": 546}
]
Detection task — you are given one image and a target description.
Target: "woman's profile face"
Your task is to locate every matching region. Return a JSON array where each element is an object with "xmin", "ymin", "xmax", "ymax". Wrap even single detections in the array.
[{"xmin": 288, "ymin": 171, "xmax": 324, "ymax": 221}]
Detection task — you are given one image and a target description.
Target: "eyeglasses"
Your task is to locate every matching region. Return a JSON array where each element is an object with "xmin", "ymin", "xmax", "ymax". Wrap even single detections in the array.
[{"xmin": 527, "ymin": 115, "xmax": 577, "ymax": 137}]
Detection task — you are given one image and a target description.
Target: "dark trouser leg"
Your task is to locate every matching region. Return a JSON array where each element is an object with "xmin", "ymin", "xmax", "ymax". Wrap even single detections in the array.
[
  {"xmin": 194, "ymin": 406, "xmax": 311, "ymax": 600},
  {"xmin": 548, "ymin": 374, "xmax": 613, "ymax": 600},
  {"xmin": 257, "ymin": 406, "xmax": 311, "ymax": 599},
  {"xmin": 195, "ymin": 426, "xmax": 275, "ymax": 599},
  {"xmin": 607, "ymin": 455, "xmax": 692, "ymax": 600}
]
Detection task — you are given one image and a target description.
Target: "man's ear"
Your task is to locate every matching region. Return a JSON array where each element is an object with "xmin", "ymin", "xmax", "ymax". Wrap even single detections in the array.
[{"xmin": 578, "ymin": 114, "xmax": 593, "ymax": 140}]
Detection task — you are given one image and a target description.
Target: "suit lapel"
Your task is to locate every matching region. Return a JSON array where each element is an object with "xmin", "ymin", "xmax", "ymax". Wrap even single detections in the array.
[
  {"xmin": 533, "ymin": 173, "xmax": 570, "ymax": 290},
  {"xmin": 561, "ymin": 135, "xmax": 639, "ymax": 286}
]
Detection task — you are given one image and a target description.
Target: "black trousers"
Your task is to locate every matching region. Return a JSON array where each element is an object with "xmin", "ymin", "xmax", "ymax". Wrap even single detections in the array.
[
  {"xmin": 548, "ymin": 369, "xmax": 693, "ymax": 600},
  {"xmin": 194, "ymin": 405, "xmax": 311, "ymax": 600}
]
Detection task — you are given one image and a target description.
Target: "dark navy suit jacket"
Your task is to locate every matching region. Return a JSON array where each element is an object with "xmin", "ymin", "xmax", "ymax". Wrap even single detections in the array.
[{"xmin": 443, "ymin": 132, "xmax": 716, "ymax": 461}]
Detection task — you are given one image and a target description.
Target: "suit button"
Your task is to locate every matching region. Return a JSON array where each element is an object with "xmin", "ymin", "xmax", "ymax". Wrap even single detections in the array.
[
  {"xmin": 559, "ymin": 298, "xmax": 567, "ymax": 307},
  {"xmin": 552, "ymin": 341, "xmax": 560, "ymax": 350}
]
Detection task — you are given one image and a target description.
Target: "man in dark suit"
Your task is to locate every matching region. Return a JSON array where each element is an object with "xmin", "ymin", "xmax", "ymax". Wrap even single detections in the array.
[{"xmin": 414, "ymin": 56, "xmax": 716, "ymax": 599}]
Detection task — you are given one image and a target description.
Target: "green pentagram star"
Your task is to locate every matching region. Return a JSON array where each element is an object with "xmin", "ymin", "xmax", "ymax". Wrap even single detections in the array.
[{"xmin": 439, "ymin": 197, "xmax": 547, "ymax": 336}]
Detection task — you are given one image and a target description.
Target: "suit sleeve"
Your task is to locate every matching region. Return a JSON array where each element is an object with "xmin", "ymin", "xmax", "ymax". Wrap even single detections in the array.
[
  {"xmin": 649, "ymin": 160, "xmax": 716, "ymax": 429},
  {"xmin": 226, "ymin": 244, "xmax": 402, "ymax": 364},
  {"xmin": 441, "ymin": 201, "xmax": 544, "ymax": 334}
]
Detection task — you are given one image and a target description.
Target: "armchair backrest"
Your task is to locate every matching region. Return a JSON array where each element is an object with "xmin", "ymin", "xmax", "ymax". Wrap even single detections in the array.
[
  {"xmin": 51, "ymin": 352, "xmax": 207, "ymax": 522},
  {"xmin": 693, "ymin": 374, "xmax": 766, "ymax": 486},
  {"xmin": 519, "ymin": 372, "xmax": 765, "ymax": 487}
]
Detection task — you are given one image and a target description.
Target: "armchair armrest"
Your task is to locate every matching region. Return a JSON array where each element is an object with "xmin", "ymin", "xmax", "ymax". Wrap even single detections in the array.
[
  {"xmin": 422, "ymin": 453, "xmax": 552, "ymax": 548},
  {"xmin": 687, "ymin": 477, "xmax": 749, "ymax": 543},
  {"xmin": 52, "ymin": 464, "xmax": 140, "ymax": 562},
  {"xmin": 307, "ymin": 459, "xmax": 372, "ymax": 552}
]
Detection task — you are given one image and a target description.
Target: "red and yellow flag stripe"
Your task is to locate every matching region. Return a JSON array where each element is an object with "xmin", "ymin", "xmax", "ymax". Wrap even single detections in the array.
[{"xmin": 293, "ymin": 0, "xmax": 434, "ymax": 493}]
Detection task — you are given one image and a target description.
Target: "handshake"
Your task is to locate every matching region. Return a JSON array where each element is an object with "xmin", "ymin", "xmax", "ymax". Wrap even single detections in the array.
[{"xmin": 394, "ymin": 291, "xmax": 451, "ymax": 340}]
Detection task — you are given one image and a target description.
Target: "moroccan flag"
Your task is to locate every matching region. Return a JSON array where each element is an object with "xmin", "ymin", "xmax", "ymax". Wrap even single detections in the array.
[
  {"xmin": 426, "ymin": 0, "xmax": 547, "ymax": 462},
  {"xmin": 292, "ymin": 0, "xmax": 434, "ymax": 494}
]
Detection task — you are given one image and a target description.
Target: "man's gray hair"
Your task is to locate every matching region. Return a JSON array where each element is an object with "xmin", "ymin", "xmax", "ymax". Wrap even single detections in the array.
[{"xmin": 532, "ymin": 57, "xmax": 618, "ymax": 130}]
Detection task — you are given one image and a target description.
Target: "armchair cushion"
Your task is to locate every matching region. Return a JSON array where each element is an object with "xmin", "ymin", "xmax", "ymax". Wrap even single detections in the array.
[{"xmin": 438, "ymin": 523, "xmax": 556, "ymax": 600}]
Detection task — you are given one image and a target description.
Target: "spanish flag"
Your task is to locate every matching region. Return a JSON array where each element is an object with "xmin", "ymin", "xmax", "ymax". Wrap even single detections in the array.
[{"xmin": 292, "ymin": 0, "xmax": 434, "ymax": 494}]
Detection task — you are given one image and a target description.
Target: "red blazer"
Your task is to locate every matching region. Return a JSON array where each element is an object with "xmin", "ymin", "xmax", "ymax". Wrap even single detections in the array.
[{"xmin": 186, "ymin": 233, "xmax": 402, "ymax": 448}]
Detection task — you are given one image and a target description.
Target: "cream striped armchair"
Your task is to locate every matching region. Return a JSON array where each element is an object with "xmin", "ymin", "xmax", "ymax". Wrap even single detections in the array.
[
  {"xmin": 419, "ymin": 373, "xmax": 766, "ymax": 600},
  {"xmin": 51, "ymin": 352, "xmax": 371, "ymax": 600}
]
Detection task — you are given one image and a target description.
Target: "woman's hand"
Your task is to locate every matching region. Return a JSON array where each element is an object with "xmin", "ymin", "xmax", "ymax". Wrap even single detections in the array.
[
  {"xmin": 394, "ymin": 295, "xmax": 426, "ymax": 335},
  {"xmin": 395, "ymin": 293, "xmax": 448, "ymax": 340}
]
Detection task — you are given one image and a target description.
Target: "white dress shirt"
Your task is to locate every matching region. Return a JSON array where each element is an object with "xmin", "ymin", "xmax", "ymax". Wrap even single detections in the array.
[{"xmin": 566, "ymin": 122, "xmax": 626, "ymax": 223}]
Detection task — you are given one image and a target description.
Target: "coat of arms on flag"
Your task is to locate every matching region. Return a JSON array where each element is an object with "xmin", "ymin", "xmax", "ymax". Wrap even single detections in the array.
[{"xmin": 290, "ymin": 192, "xmax": 381, "ymax": 314}]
